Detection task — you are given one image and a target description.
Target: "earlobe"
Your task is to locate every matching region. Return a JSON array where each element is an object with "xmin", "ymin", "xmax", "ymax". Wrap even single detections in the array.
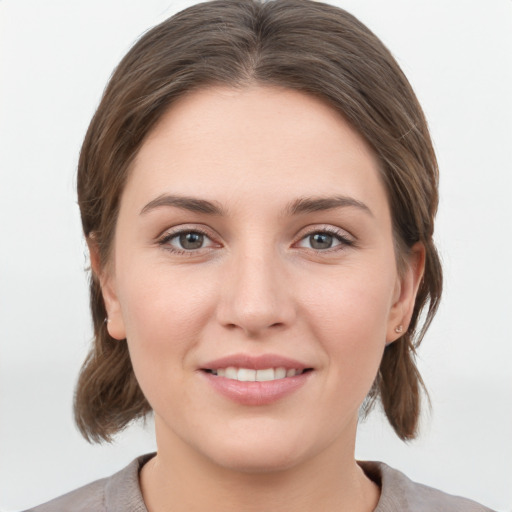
[
  {"xmin": 87, "ymin": 236, "xmax": 126, "ymax": 341},
  {"xmin": 386, "ymin": 242, "xmax": 425, "ymax": 344}
]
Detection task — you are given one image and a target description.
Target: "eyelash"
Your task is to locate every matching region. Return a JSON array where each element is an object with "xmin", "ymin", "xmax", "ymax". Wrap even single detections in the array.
[
  {"xmin": 296, "ymin": 227, "xmax": 355, "ymax": 252},
  {"xmin": 156, "ymin": 226, "xmax": 355, "ymax": 256},
  {"xmin": 157, "ymin": 227, "xmax": 217, "ymax": 256}
]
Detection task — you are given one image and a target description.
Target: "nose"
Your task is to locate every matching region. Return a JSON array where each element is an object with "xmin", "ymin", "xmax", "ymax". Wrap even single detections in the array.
[{"xmin": 216, "ymin": 245, "xmax": 296, "ymax": 338}]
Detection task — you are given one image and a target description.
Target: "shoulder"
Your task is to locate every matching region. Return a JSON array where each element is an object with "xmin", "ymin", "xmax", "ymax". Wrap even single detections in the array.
[
  {"xmin": 23, "ymin": 453, "xmax": 155, "ymax": 512},
  {"xmin": 359, "ymin": 461, "xmax": 496, "ymax": 512},
  {"xmin": 23, "ymin": 477, "xmax": 107, "ymax": 512}
]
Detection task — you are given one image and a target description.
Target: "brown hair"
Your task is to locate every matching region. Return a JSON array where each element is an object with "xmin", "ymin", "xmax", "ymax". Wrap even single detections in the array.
[{"xmin": 74, "ymin": 0, "xmax": 442, "ymax": 443}]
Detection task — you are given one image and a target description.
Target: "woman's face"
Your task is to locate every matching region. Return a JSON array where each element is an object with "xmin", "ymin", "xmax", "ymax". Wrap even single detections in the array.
[{"xmin": 101, "ymin": 86, "xmax": 421, "ymax": 472}]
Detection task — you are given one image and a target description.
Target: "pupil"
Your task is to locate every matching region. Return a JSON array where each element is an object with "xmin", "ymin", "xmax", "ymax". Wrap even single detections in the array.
[
  {"xmin": 180, "ymin": 232, "xmax": 204, "ymax": 250},
  {"xmin": 310, "ymin": 233, "xmax": 332, "ymax": 249}
]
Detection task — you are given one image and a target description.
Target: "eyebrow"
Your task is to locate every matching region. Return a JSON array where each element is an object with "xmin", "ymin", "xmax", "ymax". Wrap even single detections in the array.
[
  {"xmin": 286, "ymin": 196, "xmax": 373, "ymax": 217},
  {"xmin": 140, "ymin": 194, "xmax": 227, "ymax": 216},
  {"xmin": 140, "ymin": 194, "xmax": 373, "ymax": 217}
]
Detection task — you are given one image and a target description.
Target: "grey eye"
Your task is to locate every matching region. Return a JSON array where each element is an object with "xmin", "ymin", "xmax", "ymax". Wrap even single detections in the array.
[
  {"xmin": 308, "ymin": 233, "xmax": 334, "ymax": 250},
  {"xmin": 308, "ymin": 233, "xmax": 339, "ymax": 249},
  {"xmin": 159, "ymin": 228, "xmax": 217, "ymax": 254},
  {"xmin": 296, "ymin": 229, "xmax": 351, "ymax": 251},
  {"xmin": 178, "ymin": 232, "xmax": 205, "ymax": 250}
]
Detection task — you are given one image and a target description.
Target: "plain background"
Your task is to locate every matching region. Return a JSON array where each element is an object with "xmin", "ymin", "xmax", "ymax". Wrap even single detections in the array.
[{"xmin": 0, "ymin": 0, "xmax": 511, "ymax": 510}]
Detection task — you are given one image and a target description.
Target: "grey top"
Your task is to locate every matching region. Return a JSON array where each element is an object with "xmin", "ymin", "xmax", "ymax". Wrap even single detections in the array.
[{"xmin": 25, "ymin": 453, "xmax": 495, "ymax": 512}]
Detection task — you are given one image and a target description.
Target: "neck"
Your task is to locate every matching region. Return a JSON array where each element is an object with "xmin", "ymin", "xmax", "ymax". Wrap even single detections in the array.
[{"xmin": 140, "ymin": 419, "xmax": 380, "ymax": 512}]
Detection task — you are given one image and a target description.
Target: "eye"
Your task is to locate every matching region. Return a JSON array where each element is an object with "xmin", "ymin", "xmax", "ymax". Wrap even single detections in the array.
[
  {"xmin": 158, "ymin": 228, "xmax": 217, "ymax": 253},
  {"xmin": 296, "ymin": 228, "xmax": 354, "ymax": 251}
]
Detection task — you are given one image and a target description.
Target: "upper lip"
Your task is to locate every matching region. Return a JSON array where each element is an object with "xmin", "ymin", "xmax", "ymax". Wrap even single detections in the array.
[{"xmin": 201, "ymin": 353, "xmax": 312, "ymax": 371}]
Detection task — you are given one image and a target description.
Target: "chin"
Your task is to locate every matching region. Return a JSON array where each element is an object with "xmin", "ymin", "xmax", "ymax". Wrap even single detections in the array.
[
  {"xmin": 196, "ymin": 425, "xmax": 319, "ymax": 474},
  {"xmin": 212, "ymin": 444, "xmax": 306, "ymax": 474}
]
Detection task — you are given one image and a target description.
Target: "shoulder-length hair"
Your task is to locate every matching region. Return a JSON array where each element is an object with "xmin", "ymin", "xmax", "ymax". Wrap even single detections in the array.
[{"xmin": 75, "ymin": 0, "xmax": 442, "ymax": 443}]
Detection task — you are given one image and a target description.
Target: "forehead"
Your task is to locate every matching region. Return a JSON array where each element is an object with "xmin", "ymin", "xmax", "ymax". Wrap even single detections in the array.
[{"xmin": 125, "ymin": 85, "xmax": 387, "ymax": 217}]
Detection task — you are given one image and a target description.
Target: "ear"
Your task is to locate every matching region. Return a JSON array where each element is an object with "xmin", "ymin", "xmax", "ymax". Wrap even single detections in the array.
[
  {"xmin": 87, "ymin": 236, "xmax": 126, "ymax": 341},
  {"xmin": 386, "ymin": 242, "xmax": 425, "ymax": 345}
]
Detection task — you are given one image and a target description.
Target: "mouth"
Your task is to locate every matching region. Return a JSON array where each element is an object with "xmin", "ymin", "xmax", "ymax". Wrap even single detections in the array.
[
  {"xmin": 199, "ymin": 354, "xmax": 314, "ymax": 405},
  {"xmin": 202, "ymin": 367, "xmax": 313, "ymax": 382}
]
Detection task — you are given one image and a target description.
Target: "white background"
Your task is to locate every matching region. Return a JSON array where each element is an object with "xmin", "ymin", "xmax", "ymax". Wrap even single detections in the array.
[{"xmin": 0, "ymin": 1, "xmax": 511, "ymax": 510}]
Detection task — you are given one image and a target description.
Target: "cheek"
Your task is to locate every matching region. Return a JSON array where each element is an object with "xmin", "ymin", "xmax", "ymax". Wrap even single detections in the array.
[
  {"xmin": 119, "ymin": 257, "xmax": 215, "ymax": 330},
  {"xmin": 301, "ymin": 265, "xmax": 396, "ymax": 342},
  {"xmin": 116, "ymin": 263, "xmax": 218, "ymax": 387},
  {"xmin": 298, "ymin": 265, "xmax": 395, "ymax": 388}
]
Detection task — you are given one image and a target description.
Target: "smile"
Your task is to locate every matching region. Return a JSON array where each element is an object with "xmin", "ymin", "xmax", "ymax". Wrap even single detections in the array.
[
  {"xmin": 200, "ymin": 354, "xmax": 314, "ymax": 405},
  {"xmin": 205, "ymin": 367, "xmax": 308, "ymax": 381}
]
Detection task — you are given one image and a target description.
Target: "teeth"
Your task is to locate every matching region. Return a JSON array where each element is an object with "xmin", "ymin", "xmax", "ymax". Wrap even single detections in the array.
[
  {"xmin": 238, "ymin": 368, "xmax": 256, "ymax": 381},
  {"xmin": 225, "ymin": 367, "xmax": 238, "ymax": 379},
  {"xmin": 256, "ymin": 368, "xmax": 275, "ymax": 381},
  {"xmin": 210, "ymin": 366, "xmax": 304, "ymax": 382},
  {"xmin": 275, "ymin": 367, "xmax": 287, "ymax": 379}
]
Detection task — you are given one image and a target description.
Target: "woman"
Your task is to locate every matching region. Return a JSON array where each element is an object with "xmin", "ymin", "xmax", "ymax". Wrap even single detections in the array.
[{"xmin": 24, "ymin": 0, "xmax": 495, "ymax": 510}]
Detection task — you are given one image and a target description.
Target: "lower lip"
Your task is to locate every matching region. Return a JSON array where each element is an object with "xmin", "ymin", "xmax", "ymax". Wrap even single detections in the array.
[{"xmin": 201, "ymin": 371, "xmax": 312, "ymax": 406}]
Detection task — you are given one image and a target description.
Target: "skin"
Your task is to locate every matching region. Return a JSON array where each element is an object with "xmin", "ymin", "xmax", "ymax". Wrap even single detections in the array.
[{"xmin": 93, "ymin": 85, "xmax": 424, "ymax": 512}]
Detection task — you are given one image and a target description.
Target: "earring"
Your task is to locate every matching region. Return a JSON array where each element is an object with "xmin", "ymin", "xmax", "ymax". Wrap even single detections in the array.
[{"xmin": 394, "ymin": 324, "xmax": 403, "ymax": 334}]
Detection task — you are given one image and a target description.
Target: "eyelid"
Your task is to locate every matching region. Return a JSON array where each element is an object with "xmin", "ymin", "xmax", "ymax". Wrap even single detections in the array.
[
  {"xmin": 294, "ymin": 225, "xmax": 355, "ymax": 251},
  {"xmin": 155, "ymin": 223, "xmax": 355, "ymax": 255},
  {"xmin": 156, "ymin": 224, "xmax": 221, "ymax": 254}
]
